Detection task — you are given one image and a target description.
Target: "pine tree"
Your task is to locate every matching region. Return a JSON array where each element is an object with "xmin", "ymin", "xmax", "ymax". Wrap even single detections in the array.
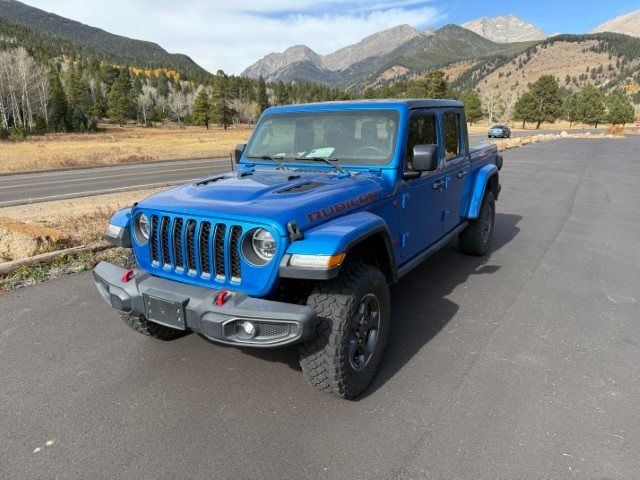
[
  {"xmin": 108, "ymin": 69, "xmax": 136, "ymax": 125},
  {"xmin": 257, "ymin": 76, "xmax": 269, "ymax": 114},
  {"xmin": 213, "ymin": 70, "xmax": 236, "ymax": 129},
  {"xmin": 606, "ymin": 93, "xmax": 635, "ymax": 126},
  {"xmin": 562, "ymin": 93, "xmax": 581, "ymax": 128},
  {"xmin": 192, "ymin": 87, "xmax": 212, "ymax": 129},
  {"xmin": 406, "ymin": 71, "xmax": 450, "ymax": 99},
  {"xmin": 67, "ymin": 65, "xmax": 92, "ymax": 113},
  {"xmin": 460, "ymin": 89, "xmax": 482, "ymax": 123},
  {"xmin": 513, "ymin": 92, "xmax": 537, "ymax": 128},
  {"xmin": 579, "ymin": 84, "xmax": 606, "ymax": 128},
  {"xmin": 48, "ymin": 69, "xmax": 69, "ymax": 132},
  {"xmin": 528, "ymin": 75, "xmax": 563, "ymax": 129}
]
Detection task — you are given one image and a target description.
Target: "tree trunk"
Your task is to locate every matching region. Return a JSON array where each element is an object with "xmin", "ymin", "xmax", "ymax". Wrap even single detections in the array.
[{"xmin": 536, "ymin": 120, "xmax": 541, "ymax": 129}]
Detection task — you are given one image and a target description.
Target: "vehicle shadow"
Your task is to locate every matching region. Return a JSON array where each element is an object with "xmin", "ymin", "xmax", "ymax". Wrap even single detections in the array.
[{"xmin": 242, "ymin": 212, "xmax": 523, "ymax": 397}]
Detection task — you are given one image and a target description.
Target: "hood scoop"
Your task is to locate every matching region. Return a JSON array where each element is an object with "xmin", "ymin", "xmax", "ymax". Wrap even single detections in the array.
[
  {"xmin": 275, "ymin": 181, "xmax": 324, "ymax": 194},
  {"xmin": 193, "ymin": 174, "xmax": 232, "ymax": 187}
]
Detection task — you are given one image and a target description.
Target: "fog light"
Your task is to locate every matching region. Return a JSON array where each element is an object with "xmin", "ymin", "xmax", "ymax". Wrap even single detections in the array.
[{"xmin": 239, "ymin": 320, "xmax": 256, "ymax": 337}]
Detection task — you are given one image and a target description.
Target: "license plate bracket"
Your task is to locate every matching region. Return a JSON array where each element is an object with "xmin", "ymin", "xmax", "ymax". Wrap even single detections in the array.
[{"xmin": 143, "ymin": 292, "xmax": 187, "ymax": 331}]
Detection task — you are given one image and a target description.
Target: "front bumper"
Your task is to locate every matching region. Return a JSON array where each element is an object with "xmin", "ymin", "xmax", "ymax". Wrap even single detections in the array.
[{"xmin": 93, "ymin": 262, "xmax": 316, "ymax": 347}]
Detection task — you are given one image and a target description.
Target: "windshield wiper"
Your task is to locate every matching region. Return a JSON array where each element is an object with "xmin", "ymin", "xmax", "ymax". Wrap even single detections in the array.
[
  {"xmin": 247, "ymin": 155, "xmax": 289, "ymax": 170},
  {"xmin": 296, "ymin": 157, "xmax": 349, "ymax": 176}
]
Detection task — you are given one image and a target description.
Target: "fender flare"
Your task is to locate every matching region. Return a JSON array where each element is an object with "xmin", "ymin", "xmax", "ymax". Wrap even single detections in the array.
[
  {"xmin": 280, "ymin": 211, "xmax": 397, "ymax": 281},
  {"xmin": 105, "ymin": 207, "xmax": 132, "ymax": 247},
  {"xmin": 466, "ymin": 164, "xmax": 498, "ymax": 220}
]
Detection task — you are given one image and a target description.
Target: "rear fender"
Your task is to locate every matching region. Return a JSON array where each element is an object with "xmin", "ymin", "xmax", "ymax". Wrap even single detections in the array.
[{"xmin": 465, "ymin": 164, "xmax": 498, "ymax": 219}]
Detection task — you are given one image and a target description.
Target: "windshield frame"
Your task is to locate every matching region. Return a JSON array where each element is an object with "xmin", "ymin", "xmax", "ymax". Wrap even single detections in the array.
[{"xmin": 242, "ymin": 108, "xmax": 401, "ymax": 169}]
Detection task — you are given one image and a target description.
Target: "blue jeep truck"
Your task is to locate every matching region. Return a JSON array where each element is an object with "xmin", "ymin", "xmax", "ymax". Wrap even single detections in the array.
[{"xmin": 94, "ymin": 99, "xmax": 502, "ymax": 398}]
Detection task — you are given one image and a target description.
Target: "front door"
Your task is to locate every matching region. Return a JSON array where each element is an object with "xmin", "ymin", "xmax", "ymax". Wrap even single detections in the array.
[{"xmin": 399, "ymin": 111, "xmax": 448, "ymax": 259}]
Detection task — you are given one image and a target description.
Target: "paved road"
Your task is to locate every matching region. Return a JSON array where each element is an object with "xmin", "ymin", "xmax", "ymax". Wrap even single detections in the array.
[
  {"xmin": 0, "ymin": 129, "xmax": 590, "ymax": 207},
  {"xmin": 0, "ymin": 157, "xmax": 233, "ymax": 207},
  {"xmin": 2, "ymin": 137, "xmax": 639, "ymax": 479}
]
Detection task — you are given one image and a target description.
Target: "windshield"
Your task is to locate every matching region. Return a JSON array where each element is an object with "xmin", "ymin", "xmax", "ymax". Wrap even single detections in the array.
[{"xmin": 245, "ymin": 110, "xmax": 399, "ymax": 167}]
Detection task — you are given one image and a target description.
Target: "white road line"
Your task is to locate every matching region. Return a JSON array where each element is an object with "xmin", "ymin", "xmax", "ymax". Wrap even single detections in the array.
[
  {"xmin": 0, "ymin": 180, "xmax": 200, "ymax": 207},
  {"xmin": 0, "ymin": 157, "xmax": 230, "ymax": 181},
  {"xmin": 0, "ymin": 164, "xmax": 227, "ymax": 191}
]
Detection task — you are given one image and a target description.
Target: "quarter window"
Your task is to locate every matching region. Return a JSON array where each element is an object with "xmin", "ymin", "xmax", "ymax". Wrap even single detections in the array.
[{"xmin": 444, "ymin": 113, "xmax": 461, "ymax": 159}]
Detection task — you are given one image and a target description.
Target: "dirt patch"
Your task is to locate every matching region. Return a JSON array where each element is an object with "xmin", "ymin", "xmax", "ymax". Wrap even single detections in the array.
[{"xmin": 0, "ymin": 216, "xmax": 75, "ymax": 261}]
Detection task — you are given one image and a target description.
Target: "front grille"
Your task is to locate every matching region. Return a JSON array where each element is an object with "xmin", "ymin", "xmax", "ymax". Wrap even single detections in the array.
[{"xmin": 149, "ymin": 214, "xmax": 244, "ymax": 283}]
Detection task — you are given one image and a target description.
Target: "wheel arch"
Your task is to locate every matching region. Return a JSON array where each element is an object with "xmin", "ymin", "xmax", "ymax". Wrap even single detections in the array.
[
  {"xmin": 465, "ymin": 164, "xmax": 499, "ymax": 220},
  {"xmin": 280, "ymin": 211, "xmax": 398, "ymax": 284}
]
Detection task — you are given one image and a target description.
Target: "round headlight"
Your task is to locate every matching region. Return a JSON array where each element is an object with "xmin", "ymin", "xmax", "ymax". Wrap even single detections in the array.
[
  {"xmin": 135, "ymin": 213, "xmax": 150, "ymax": 244},
  {"xmin": 251, "ymin": 228, "xmax": 276, "ymax": 261}
]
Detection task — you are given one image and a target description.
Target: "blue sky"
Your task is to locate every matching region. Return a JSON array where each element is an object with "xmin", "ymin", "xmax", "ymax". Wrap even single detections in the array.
[{"xmin": 24, "ymin": 1, "xmax": 640, "ymax": 74}]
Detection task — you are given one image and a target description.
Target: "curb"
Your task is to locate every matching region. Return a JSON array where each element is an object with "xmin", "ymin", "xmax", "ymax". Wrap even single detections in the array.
[{"xmin": 0, "ymin": 242, "xmax": 113, "ymax": 276}]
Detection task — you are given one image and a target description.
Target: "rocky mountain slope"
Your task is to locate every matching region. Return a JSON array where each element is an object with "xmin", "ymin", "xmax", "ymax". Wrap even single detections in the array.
[
  {"xmin": 590, "ymin": 10, "xmax": 640, "ymax": 37},
  {"xmin": 462, "ymin": 14, "xmax": 548, "ymax": 43},
  {"xmin": 451, "ymin": 33, "xmax": 640, "ymax": 97},
  {"xmin": 242, "ymin": 24, "xmax": 420, "ymax": 81}
]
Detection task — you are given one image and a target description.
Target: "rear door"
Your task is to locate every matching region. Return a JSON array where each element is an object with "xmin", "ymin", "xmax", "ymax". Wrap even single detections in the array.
[
  {"xmin": 440, "ymin": 109, "xmax": 470, "ymax": 232},
  {"xmin": 399, "ymin": 110, "xmax": 448, "ymax": 259}
]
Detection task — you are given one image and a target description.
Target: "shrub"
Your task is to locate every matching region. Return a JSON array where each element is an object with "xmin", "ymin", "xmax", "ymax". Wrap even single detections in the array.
[{"xmin": 605, "ymin": 125, "xmax": 625, "ymax": 136}]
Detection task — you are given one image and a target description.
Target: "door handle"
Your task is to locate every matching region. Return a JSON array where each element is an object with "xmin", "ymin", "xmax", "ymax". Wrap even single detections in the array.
[
  {"xmin": 457, "ymin": 170, "xmax": 468, "ymax": 178},
  {"xmin": 432, "ymin": 180, "xmax": 445, "ymax": 190}
]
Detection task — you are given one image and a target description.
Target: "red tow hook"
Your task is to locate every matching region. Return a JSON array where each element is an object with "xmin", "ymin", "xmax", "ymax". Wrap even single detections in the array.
[
  {"xmin": 121, "ymin": 269, "xmax": 135, "ymax": 283},
  {"xmin": 215, "ymin": 290, "xmax": 230, "ymax": 306}
]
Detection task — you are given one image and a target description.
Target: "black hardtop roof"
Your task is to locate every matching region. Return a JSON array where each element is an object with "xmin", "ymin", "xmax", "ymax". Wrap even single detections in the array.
[{"xmin": 269, "ymin": 99, "xmax": 464, "ymax": 110}]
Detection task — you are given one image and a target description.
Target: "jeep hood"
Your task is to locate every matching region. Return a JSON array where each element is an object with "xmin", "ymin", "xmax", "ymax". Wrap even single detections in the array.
[{"xmin": 138, "ymin": 169, "xmax": 386, "ymax": 231}]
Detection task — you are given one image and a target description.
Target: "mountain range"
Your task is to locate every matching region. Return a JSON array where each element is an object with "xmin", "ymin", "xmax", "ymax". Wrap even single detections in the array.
[{"xmin": 242, "ymin": 11, "xmax": 640, "ymax": 95}]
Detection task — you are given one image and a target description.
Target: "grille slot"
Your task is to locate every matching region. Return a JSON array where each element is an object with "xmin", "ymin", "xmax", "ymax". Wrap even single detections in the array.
[
  {"xmin": 185, "ymin": 220, "xmax": 197, "ymax": 272},
  {"xmin": 150, "ymin": 215, "xmax": 159, "ymax": 264},
  {"xmin": 160, "ymin": 216, "xmax": 171, "ymax": 266},
  {"xmin": 172, "ymin": 218, "xmax": 184, "ymax": 269},
  {"xmin": 199, "ymin": 222, "xmax": 212, "ymax": 275},
  {"xmin": 229, "ymin": 226, "xmax": 242, "ymax": 280},
  {"xmin": 214, "ymin": 224, "xmax": 226, "ymax": 278}
]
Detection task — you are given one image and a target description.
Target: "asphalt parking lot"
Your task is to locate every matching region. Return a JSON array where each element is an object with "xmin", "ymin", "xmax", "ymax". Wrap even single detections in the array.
[{"xmin": 1, "ymin": 136, "xmax": 639, "ymax": 479}]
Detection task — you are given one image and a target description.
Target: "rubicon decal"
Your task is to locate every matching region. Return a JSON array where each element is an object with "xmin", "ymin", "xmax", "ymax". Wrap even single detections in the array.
[{"xmin": 307, "ymin": 192, "xmax": 380, "ymax": 222}]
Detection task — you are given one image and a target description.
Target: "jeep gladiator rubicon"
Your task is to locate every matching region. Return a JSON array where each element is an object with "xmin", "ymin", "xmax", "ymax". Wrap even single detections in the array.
[{"xmin": 94, "ymin": 99, "xmax": 502, "ymax": 398}]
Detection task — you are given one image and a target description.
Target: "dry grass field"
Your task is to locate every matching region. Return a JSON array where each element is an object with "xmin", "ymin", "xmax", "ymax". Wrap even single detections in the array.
[{"xmin": 0, "ymin": 124, "xmax": 253, "ymax": 174}]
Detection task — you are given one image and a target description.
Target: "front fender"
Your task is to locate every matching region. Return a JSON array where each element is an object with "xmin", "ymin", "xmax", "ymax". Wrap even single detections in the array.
[
  {"xmin": 286, "ymin": 211, "xmax": 389, "ymax": 255},
  {"xmin": 105, "ymin": 207, "xmax": 132, "ymax": 247},
  {"xmin": 465, "ymin": 164, "xmax": 498, "ymax": 219},
  {"xmin": 280, "ymin": 211, "xmax": 393, "ymax": 280}
]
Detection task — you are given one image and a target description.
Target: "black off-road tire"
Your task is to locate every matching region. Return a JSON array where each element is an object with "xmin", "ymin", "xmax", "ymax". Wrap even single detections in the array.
[
  {"xmin": 459, "ymin": 190, "xmax": 495, "ymax": 256},
  {"xmin": 299, "ymin": 263, "xmax": 390, "ymax": 399},
  {"xmin": 121, "ymin": 313, "xmax": 184, "ymax": 340}
]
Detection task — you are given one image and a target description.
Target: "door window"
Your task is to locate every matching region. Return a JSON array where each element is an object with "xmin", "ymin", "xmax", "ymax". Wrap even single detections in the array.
[{"xmin": 405, "ymin": 115, "xmax": 437, "ymax": 170}]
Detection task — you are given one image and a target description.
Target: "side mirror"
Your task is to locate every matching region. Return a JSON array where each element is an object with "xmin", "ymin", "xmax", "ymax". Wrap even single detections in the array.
[
  {"xmin": 412, "ymin": 144, "xmax": 438, "ymax": 172},
  {"xmin": 234, "ymin": 144, "xmax": 246, "ymax": 163}
]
